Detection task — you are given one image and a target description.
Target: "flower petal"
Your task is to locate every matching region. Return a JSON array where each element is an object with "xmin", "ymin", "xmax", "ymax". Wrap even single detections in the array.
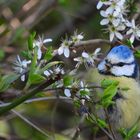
[
  {"xmin": 77, "ymin": 34, "xmax": 84, "ymax": 40},
  {"xmin": 43, "ymin": 38, "xmax": 52, "ymax": 43},
  {"xmin": 115, "ymin": 32, "xmax": 123, "ymax": 40},
  {"xmin": 126, "ymin": 29, "xmax": 133, "ymax": 35},
  {"xmin": 97, "ymin": 1, "xmax": 103, "ymax": 9},
  {"xmin": 82, "ymin": 52, "xmax": 89, "ymax": 58},
  {"xmin": 21, "ymin": 75, "xmax": 25, "ymax": 82},
  {"xmin": 64, "ymin": 47, "xmax": 70, "ymax": 58},
  {"xmin": 44, "ymin": 70, "xmax": 51, "ymax": 76},
  {"xmin": 106, "ymin": 6, "xmax": 114, "ymax": 15},
  {"xmin": 112, "ymin": 19, "xmax": 120, "ymax": 27},
  {"xmin": 130, "ymin": 35, "xmax": 135, "ymax": 43},
  {"xmin": 58, "ymin": 46, "xmax": 64, "ymax": 55},
  {"xmin": 109, "ymin": 32, "xmax": 115, "ymax": 42},
  {"xmin": 37, "ymin": 48, "xmax": 42, "ymax": 60},
  {"xmin": 94, "ymin": 48, "xmax": 101, "ymax": 55},
  {"xmin": 100, "ymin": 10, "xmax": 107, "ymax": 17},
  {"xmin": 137, "ymin": 133, "xmax": 140, "ymax": 139},
  {"xmin": 100, "ymin": 19, "xmax": 109, "ymax": 25},
  {"xmin": 64, "ymin": 89, "xmax": 71, "ymax": 97}
]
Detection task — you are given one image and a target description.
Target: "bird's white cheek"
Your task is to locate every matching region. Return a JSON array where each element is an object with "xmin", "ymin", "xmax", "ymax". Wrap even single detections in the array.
[
  {"xmin": 98, "ymin": 60, "xmax": 107, "ymax": 72},
  {"xmin": 111, "ymin": 64, "xmax": 135, "ymax": 76}
]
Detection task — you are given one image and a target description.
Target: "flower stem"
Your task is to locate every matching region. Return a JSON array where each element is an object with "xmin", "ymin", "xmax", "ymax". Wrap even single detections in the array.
[{"xmin": 0, "ymin": 74, "xmax": 61, "ymax": 116}]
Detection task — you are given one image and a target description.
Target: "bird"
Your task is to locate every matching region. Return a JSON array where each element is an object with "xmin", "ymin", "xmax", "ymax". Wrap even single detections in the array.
[{"xmin": 87, "ymin": 45, "xmax": 140, "ymax": 129}]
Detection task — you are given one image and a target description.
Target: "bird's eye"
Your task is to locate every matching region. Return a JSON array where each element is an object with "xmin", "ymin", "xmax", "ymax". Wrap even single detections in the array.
[
  {"xmin": 117, "ymin": 62, "xmax": 125, "ymax": 67},
  {"xmin": 105, "ymin": 59, "xmax": 109, "ymax": 63}
]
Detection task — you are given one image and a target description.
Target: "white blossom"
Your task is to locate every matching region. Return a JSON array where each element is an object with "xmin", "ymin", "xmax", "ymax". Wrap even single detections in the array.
[
  {"xmin": 97, "ymin": 0, "xmax": 131, "ymax": 42},
  {"xmin": 126, "ymin": 20, "xmax": 140, "ymax": 43},
  {"xmin": 33, "ymin": 36, "xmax": 52, "ymax": 60},
  {"xmin": 82, "ymin": 52, "xmax": 95, "ymax": 66},
  {"xmin": 44, "ymin": 70, "xmax": 53, "ymax": 77},
  {"xmin": 137, "ymin": 133, "xmax": 140, "ymax": 139},
  {"xmin": 53, "ymin": 66, "xmax": 65, "ymax": 75},
  {"xmin": 105, "ymin": 0, "xmax": 126, "ymax": 15},
  {"xmin": 13, "ymin": 55, "xmax": 31, "ymax": 81},
  {"xmin": 71, "ymin": 32, "xmax": 84, "ymax": 43},
  {"xmin": 108, "ymin": 24, "xmax": 125, "ymax": 41},
  {"xmin": 96, "ymin": 0, "xmax": 111, "ymax": 9},
  {"xmin": 58, "ymin": 40, "xmax": 71, "ymax": 58},
  {"xmin": 100, "ymin": 10, "xmax": 120, "ymax": 26},
  {"xmin": 79, "ymin": 81, "xmax": 90, "ymax": 99},
  {"xmin": 74, "ymin": 48, "xmax": 101, "ymax": 69}
]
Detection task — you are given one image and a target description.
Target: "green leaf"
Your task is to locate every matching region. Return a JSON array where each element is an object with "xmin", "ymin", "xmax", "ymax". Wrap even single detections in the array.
[
  {"xmin": 101, "ymin": 82, "xmax": 118, "ymax": 108},
  {"xmin": 44, "ymin": 46, "xmax": 53, "ymax": 61},
  {"xmin": 101, "ymin": 79, "xmax": 119, "ymax": 88},
  {"xmin": 28, "ymin": 32, "xmax": 36, "ymax": 51},
  {"xmin": 127, "ymin": 124, "xmax": 138, "ymax": 138},
  {"xmin": 134, "ymin": 50, "xmax": 140, "ymax": 58},
  {"xmin": 25, "ymin": 46, "xmax": 38, "ymax": 88},
  {"xmin": 29, "ymin": 74, "xmax": 45, "ymax": 84},
  {"xmin": 97, "ymin": 118, "xmax": 107, "ymax": 128},
  {"xmin": 73, "ymin": 100, "xmax": 81, "ymax": 108},
  {"xmin": 29, "ymin": 47, "xmax": 38, "ymax": 74},
  {"xmin": 63, "ymin": 75, "xmax": 73, "ymax": 87},
  {"xmin": 80, "ymin": 89, "xmax": 89, "ymax": 96},
  {"xmin": 58, "ymin": 0, "xmax": 67, "ymax": 5},
  {"xmin": 0, "ymin": 74, "xmax": 19, "ymax": 92},
  {"xmin": 125, "ymin": 39, "xmax": 133, "ymax": 47},
  {"xmin": 20, "ymin": 50, "xmax": 32, "ymax": 60},
  {"xmin": 0, "ymin": 49, "xmax": 5, "ymax": 61},
  {"xmin": 119, "ymin": 128, "xmax": 127, "ymax": 138},
  {"xmin": 119, "ymin": 124, "xmax": 138, "ymax": 140}
]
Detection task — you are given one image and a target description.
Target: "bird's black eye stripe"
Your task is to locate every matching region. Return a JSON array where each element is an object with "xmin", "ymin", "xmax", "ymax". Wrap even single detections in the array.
[
  {"xmin": 112, "ymin": 61, "xmax": 135, "ymax": 67},
  {"xmin": 116, "ymin": 62, "xmax": 125, "ymax": 67}
]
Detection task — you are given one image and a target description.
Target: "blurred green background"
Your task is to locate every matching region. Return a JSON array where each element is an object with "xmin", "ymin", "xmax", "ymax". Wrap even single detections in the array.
[{"xmin": 0, "ymin": 0, "xmax": 108, "ymax": 140}]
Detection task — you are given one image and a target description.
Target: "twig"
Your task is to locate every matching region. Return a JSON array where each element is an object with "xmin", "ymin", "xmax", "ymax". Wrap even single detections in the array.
[
  {"xmin": 72, "ymin": 114, "xmax": 86, "ymax": 140},
  {"xmin": 11, "ymin": 110, "xmax": 53, "ymax": 139},
  {"xmin": 0, "ymin": 74, "xmax": 61, "ymax": 115},
  {"xmin": 22, "ymin": 0, "xmax": 57, "ymax": 29},
  {"xmin": 0, "ymin": 85, "xmax": 102, "ymax": 108},
  {"xmin": 87, "ymin": 111, "xmax": 115, "ymax": 140},
  {"xmin": 104, "ymin": 109, "xmax": 117, "ymax": 140},
  {"xmin": 0, "ymin": 96, "xmax": 72, "ymax": 107},
  {"xmin": 0, "ymin": 101, "xmax": 53, "ymax": 139},
  {"xmin": 72, "ymin": 39, "xmax": 110, "ymax": 50}
]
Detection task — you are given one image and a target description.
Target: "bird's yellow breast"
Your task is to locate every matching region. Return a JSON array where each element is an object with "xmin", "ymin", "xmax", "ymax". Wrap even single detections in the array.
[{"xmin": 86, "ymin": 68, "xmax": 140, "ymax": 128}]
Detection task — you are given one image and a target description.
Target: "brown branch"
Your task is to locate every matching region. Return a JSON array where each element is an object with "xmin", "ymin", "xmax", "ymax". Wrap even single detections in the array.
[
  {"xmin": 72, "ymin": 39, "xmax": 110, "ymax": 52},
  {"xmin": 104, "ymin": 109, "xmax": 117, "ymax": 140},
  {"xmin": 0, "ymin": 74, "xmax": 61, "ymax": 115},
  {"xmin": 22, "ymin": 0, "xmax": 57, "ymax": 29},
  {"xmin": 87, "ymin": 111, "xmax": 115, "ymax": 140}
]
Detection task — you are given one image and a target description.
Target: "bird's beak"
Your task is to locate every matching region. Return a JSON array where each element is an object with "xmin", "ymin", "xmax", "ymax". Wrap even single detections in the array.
[{"xmin": 105, "ymin": 63, "xmax": 111, "ymax": 71}]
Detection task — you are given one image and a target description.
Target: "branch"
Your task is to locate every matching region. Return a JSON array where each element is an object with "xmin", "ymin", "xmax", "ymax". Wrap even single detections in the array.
[
  {"xmin": 11, "ymin": 109, "xmax": 53, "ymax": 139},
  {"xmin": 22, "ymin": 0, "xmax": 57, "ymax": 29},
  {"xmin": 0, "ymin": 74, "xmax": 61, "ymax": 115},
  {"xmin": 0, "ymin": 96, "xmax": 72, "ymax": 107},
  {"xmin": 72, "ymin": 39, "xmax": 110, "ymax": 51},
  {"xmin": 104, "ymin": 109, "xmax": 117, "ymax": 140},
  {"xmin": 0, "ymin": 101, "xmax": 53, "ymax": 139},
  {"xmin": 87, "ymin": 112, "xmax": 115, "ymax": 140}
]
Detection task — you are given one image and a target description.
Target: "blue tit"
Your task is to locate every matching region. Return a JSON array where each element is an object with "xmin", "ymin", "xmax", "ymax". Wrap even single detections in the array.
[{"xmin": 87, "ymin": 45, "xmax": 140, "ymax": 129}]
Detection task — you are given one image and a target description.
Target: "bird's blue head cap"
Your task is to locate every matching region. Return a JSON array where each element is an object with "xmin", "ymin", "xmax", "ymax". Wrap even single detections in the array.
[
  {"xmin": 107, "ymin": 45, "xmax": 133, "ymax": 60},
  {"xmin": 98, "ymin": 45, "xmax": 139, "ymax": 79}
]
